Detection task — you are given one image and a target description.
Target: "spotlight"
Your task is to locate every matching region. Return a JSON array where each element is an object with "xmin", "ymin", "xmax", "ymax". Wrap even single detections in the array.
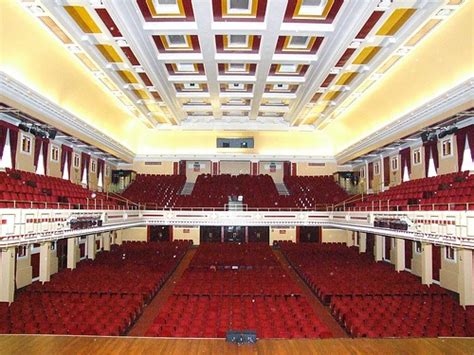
[
  {"xmin": 438, "ymin": 126, "xmax": 458, "ymax": 139},
  {"xmin": 18, "ymin": 122, "xmax": 30, "ymax": 132}
]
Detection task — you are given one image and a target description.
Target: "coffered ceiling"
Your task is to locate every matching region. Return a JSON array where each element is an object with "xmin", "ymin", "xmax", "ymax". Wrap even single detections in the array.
[{"xmin": 15, "ymin": 0, "xmax": 467, "ymax": 131}]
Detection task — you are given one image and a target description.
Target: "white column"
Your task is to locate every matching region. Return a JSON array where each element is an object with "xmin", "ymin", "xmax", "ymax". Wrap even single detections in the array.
[
  {"xmin": 392, "ymin": 238, "xmax": 405, "ymax": 272},
  {"xmin": 374, "ymin": 235, "xmax": 383, "ymax": 261},
  {"xmin": 458, "ymin": 249, "xmax": 473, "ymax": 306},
  {"xmin": 421, "ymin": 243, "xmax": 433, "ymax": 285},
  {"xmin": 87, "ymin": 235, "xmax": 96, "ymax": 260},
  {"xmin": 103, "ymin": 232, "xmax": 111, "ymax": 251},
  {"xmin": 359, "ymin": 233, "xmax": 367, "ymax": 253},
  {"xmin": 346, "ymin": 231, "xmax": 355, "ymax": 247},
  {"xmin": 0, "ymin": 247, "xmax": 15, "ymax": 303},
  {"xmin": 115, "ymin": 230, "xmax": 123, "ymax": 245},
  {"xmin": 67, "ymin": 238, "xmax": 78, "ymax": 269},
  {"xmin": 39, "ymin": 242, "xmax": 51, "ymax": 283}
]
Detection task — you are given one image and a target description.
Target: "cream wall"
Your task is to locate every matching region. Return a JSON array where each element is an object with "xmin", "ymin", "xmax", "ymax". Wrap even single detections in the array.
[
  {"xmin": 438, "ymin": 136, "xmax": 458, "ymax": 175},
  {"xmin": 186, "ymin": 160, "xmax": 211, "ymax": 182},
  {"xmin": 16, "ymin": 132, "xmax": 35, "ymax": 173},
  {"xmin": 219, "ymin": 161, "xmax": 251, "ymax": 175},
  {"xmin": 389, "ymin": 154, "xmax": 401, "ymax": 187},
  {"xmin": 296, "ymin": 162, "xmax": 338, "ymax": 176},
  {"xmin": 16, "ymin": 253, "xmax": 32, "ymax": 289},
  {"xmin": 440, "ymin": 246, "xmax": 459, "ymax": 293},
  {"xmin": 48, "ymin": 144, "xmax": 61, "ymax": 178},
  {"xmin": 411, "ymin": 145, "xmax": 425, "ymax": 180},
  {"xmin": 49, "ymin": 248, "xmax": 58, "ymax": 276},
  {"xmin": 121, "ymin": 227, "xmax": 148, "ymax": 242},
  {"xmin": 270, "ymin": 227, "xmax": 296, "ymax": 244},
  {"xmin": 410, "ymin": 244, "xmax": 424, "ymax": 277},
  {"xmin": 321, "ymin": 228, "xmax": 349, "ymax": 243},
  {"xmin": 173, "ymin": 226, "xmax": 200, "ymax": 245},
  {"xmin": 132, "ymin": 161, "xmax": 175, "ymax": 174},
  {"xmin": 259, "ymin": 162, "xmax": 284, "ymax": 183}
]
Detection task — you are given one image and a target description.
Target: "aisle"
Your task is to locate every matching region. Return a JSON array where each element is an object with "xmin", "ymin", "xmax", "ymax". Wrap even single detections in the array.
[
  {"xmin": 273, "ymin": 249, "xmax": 349, "ymax": 338},
  {"xmin": 127, "ymin": 248, "xmax": 196, "ymax": 336}
]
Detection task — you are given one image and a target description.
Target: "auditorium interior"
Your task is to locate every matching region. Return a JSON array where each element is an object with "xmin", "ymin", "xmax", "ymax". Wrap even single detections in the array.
[{"xmin": 0, "ymin": 0, "xmax": 473, "ymax": 353}]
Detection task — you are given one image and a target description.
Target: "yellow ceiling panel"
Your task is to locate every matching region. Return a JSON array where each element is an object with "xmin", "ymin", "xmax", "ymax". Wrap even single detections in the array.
[
  {"xmin": 64, "ymin": 6, "xmax": 102, "ymax": 34},
  {"xmin": 352, "ymin": 46, "xmax": 381, "ymax": 65},
  {"xmin": 132, "ymin": 89, "xmax": 150, "ymax": 100},
  {"xmin": 336, "ymin": 72, "xmax": 358, "ymax": 85},
  {"xmin": 38, "ymin": 16, "xmax": 72, "ymax": 44},
  {"xmin": 75, "ymin": 52, "xmax": 98, "ymax": 71},
  {"xmin": 376, "ymin": 8, "xmax": 417, "ymax": 36},
  {"xmin": 95, "ymin": 44, "xmax": 123, "ymax": 63},
  {"xmin": 323, "ymin": 91, "xmax": 342, "ymax": 101},
  {"xmin": 405, "ymin": 19, "xmax": 442, "ymax": 46},
  {"xmin": 116, "ymin": 70, "xmax": 138, "ymax": 84},
  {"xmin": 376, "ymin": 55, "xmax": 401, "ymax": 74}
]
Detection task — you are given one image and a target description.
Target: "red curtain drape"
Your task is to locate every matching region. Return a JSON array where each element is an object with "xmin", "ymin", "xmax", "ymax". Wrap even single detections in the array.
[
  {"xmin": 400, "ymin": 147, "xmax": 411, "ymax": 175},
  {"xmin": 0, "ymin": 126, "xmax": 6, "ymax": 161},
  {"xmin": 80, "ymin": 152, "xmax": 91, "ymax": 184},
  {"xmin": 60, "ymin": 145, "xmax": 73, "ymax": 177},
  {"xmin": 42, "ymin": 138, "xmax": 49, "ymax": 175},
  {"xmin": 0, "ymin": 122, "xmax": 18, "ymax": 163},
  {"xmin": 33, "ymin": 137, "xmax": 49, "ymax": 171},
  {"xmin": 9, "ymin": 129, "xmax": 18, "ymax": 170},
  {"xmin": 97, "ymin": 158, "xmax": 105, "ymax": 178},
  {"xmin": 423, "ymin": 139, "xmax": 439, "ymax": 177},
  {"xmin": 179, "ymin": 160, "xmax": 186, "ymax": 176},
  {"xmin": 456, "ymin": 125, "xmax": 474, "ymax": 171},
  {"xmin": 368, "ymin": 162, "xmax": 374, "ymax": 189},
  {"xmin": 383, "ymin": 156, "xmax": 390, "ymax": 187},
  {"xmin": 283, "ymin": 161, "xmax": 291, "ymax": 177}
]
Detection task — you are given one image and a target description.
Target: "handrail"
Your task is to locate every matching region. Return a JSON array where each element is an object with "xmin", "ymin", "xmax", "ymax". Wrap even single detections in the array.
[{"xmin": 0, "ymin": 198, "xmax": 473, "ymax": 212}]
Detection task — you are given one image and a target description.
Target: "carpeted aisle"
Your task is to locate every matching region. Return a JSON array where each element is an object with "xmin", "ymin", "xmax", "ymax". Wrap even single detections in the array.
[
  {"xmin": 127, "ymin": 248, "xmax": 196, "ymax": 336},
  {"xmin": 273, "ymin": 249, "xmax": 348, "ymax": 338}
]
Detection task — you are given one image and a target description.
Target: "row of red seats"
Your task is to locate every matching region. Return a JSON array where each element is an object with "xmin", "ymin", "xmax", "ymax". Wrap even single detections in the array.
[
  {"xmin": 284, "ymin": 175, "xmax": 349, "ymax": 208},
  {"xmin": 121, "ymin": 174, "xmax": 186, "ymax": 208},
  {"xmin": 330, "ymin": 294, "xmax": 474, "ymax": 337},
  {"xmin": 175, "ymin": 174, "xmax": 286, "ymax": 209},
  {"xmin": 145, "ymin": 243, "xmax": 333, "ymax": 339},
  {"xmin": 173, "ymin": 269, "xmax": 301, "ymax": 296},
  {"xmin": 189, "ymin": 243, "xmax": 281, "ymax": 268},
  {"xmin": 0, "ymin": 169, "xmax": 123, "ymax": 209},
  {"xmin": 0, "ymin": 241, "xmax": 191, "ymax": 336},
  {"xmin": 145, "ymin": 295, "xmax": 332, "ymax": 339},
  {"xmin": 279, "ymin": 242, "xmax": 473, "ymax": 338},
  {"xmin": 350, "ymin": 171, "xmax": 474, "ymax": 211}
]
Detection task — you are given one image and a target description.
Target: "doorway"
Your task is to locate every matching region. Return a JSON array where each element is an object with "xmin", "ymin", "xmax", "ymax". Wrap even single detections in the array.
[{"xmin": 299, "ymin": 226, "xmax": 321, "ymax": 243}]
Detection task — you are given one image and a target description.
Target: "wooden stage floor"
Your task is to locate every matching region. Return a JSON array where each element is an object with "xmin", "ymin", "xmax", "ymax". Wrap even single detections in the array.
[{"xmin": 1, "ymin": 335, "xmax": 473, "ymax": 355}]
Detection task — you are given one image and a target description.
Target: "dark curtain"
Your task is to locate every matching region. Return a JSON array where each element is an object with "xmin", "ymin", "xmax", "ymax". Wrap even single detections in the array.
[
  {"xmin": 179, "ymin": 160, "xmax": 186, "ymax": 176},
  {"xmin": 456, "ymin": 125, "xmax": 474, "ymax": 171},
  {"xmin": 283, "ymin": 161, "xmax": 291, "ymax": 177},
  {"xmin": 60, "ymin": 145, "xmax": 73, "ymax": 178},
  {"xmin": 9, "ymin": 129, "xmax": 18, "ymax": 169},
  {"xmin": 423, "ymin": 139, "xmax": 439, "ymax": 177},
  {"xmin": 368, "ymin": 162, "xmax": 374, "ymax": 189},
  {"xmin": 383, "ymin": 156, "xmax": 390, "ymax": 187},
  {"xmin": 400, "ymin": 147, "xmax": 411, "ymax": 176},
  {"xmin": 80, "ymin": 152, "xmax": 91, "ymax": 185},
  {"xmin": 42, "ymin": 139, "xmax": 49, "ymax": 175}
]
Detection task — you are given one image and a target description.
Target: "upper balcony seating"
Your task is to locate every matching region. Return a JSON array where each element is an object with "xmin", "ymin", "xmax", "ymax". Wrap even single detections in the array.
[
  {"xmin": 0, "ymin": 169, "xmax": 121, "ymax": 209},
  {"xmin": 283, "ymin": 175, "xmax": 349, "ymax": 209},
  {"xmin": 279, "ymin": 242, "xmax": 474, "ymax": 338},
  {"xmin": 350, "ymin": 171, "xmax": 474, "ymax": 211},
  {"xmin": 121, "ymin": 174, "xmax": 186, "ymax": 208},
  {"xmin": 175, "ymin": 174, "xmax": 284, "ymax": 209}
]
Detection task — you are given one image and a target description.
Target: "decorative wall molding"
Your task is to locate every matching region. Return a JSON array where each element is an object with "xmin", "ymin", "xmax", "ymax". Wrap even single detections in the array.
[
  {"xmin": 0, "ymin": 72, "xmax": 135, "ymax": 163},
  {"xmin": 132, "ymin": 154, "xmax": 337, "ymax": 164},
  {"xmin": 336, "ymin": 78, "xmax": 474, "ymax": 165}
]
